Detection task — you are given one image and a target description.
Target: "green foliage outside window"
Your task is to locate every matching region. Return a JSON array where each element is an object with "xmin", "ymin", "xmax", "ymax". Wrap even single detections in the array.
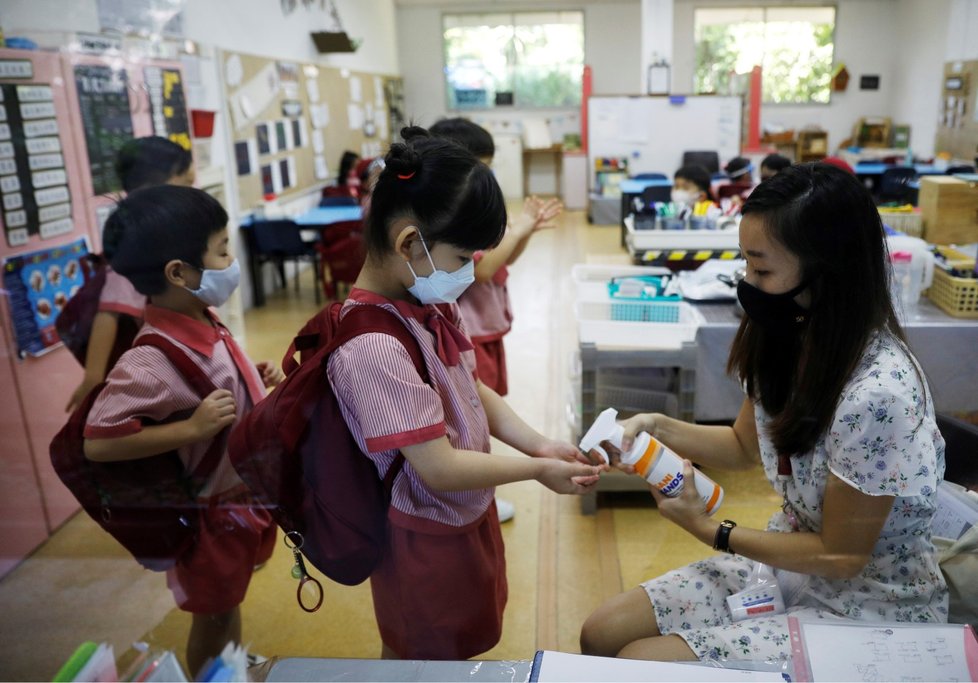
[{"xmin": 694, "ymin": 7, "xmax": 835, "ymax": 104}]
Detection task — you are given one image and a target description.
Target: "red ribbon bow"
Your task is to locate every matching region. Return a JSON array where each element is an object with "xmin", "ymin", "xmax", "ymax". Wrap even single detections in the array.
[{"xmin": 425, "ymin": 311, "xmax": 473, "ymax": 367}]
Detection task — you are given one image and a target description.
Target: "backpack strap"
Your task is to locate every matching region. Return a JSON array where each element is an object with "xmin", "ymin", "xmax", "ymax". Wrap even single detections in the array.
[
  {"xmin": 133, "ymin": 333, "xmax": 228, "ymax": 480},
  {"xmin": 326, "ymin": 304, "xmax": 433, "ymax": 494}
]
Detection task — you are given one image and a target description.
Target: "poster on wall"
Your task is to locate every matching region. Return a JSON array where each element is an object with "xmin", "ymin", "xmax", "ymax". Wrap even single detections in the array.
[
  {"xmin": 74, "ymin": 63, "xmax": 134, "ymax": 195},
  {"xmin": 0, "ymin": 83, "xmax": 74, "ymax": 246},
  {"xmin": 144, "ymin": 66, "xmax": 191, "ymax": 150},
  {"xmin": 2, "ymin": 237, "xmax": 90, "ymax": 357}
]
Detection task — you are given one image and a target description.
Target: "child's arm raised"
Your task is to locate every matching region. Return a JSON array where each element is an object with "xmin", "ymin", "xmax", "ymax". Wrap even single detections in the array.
[
  {"xmin": 84, "ymin": 389, "xmax": 235, "ymax": 462},
  {"xmin": 401, "ymin": 436, "xmax": 602, "ymax": 494},
  {"xmin": 66, "ymin": 311, "xmax": 119, "ymax": 412}
]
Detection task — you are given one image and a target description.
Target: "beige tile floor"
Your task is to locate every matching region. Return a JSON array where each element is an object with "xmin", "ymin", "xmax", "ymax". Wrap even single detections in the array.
[{"xmin": 0, "ymin": 206, "xmax": 776, "ymax": 680}]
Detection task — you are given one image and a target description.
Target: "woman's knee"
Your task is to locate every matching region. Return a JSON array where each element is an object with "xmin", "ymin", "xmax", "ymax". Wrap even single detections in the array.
[{"xmin": 580, "ymin": 588, "xmax": 660, "ymax": 657}]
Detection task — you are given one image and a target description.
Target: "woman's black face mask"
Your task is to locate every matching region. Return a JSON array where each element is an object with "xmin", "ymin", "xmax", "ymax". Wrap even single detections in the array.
[{"xmin": 737, "ymin": 279, "xmax": 809, "ymax": 329}]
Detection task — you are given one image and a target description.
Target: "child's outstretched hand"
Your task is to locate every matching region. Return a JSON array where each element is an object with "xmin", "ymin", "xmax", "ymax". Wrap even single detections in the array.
[
  {"xmin": 256, "ymin": 360, "xmax": 285, "ymax": 388},
  {"xmin": 534, "ymin": 437, "xmax": 604, "ymax": 467},
  {"xmin": 536, "ymin": 459, "xmax": 604, "ymax": 495},
  {"xmin": 530, "ymin": 196, "xmax": 563, "ymax": 231},
  {"xmin": 189, "ymin": 389, "xmax": 236, "ymax": 440}
]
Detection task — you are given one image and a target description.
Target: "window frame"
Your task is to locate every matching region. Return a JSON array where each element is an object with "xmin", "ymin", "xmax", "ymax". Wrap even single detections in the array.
[
  {"xmin": 441, "ymin": 10, "xmax": 586, "ymax": 112},
  {"xmin": 692, "ymin": 4, "xmax": 838, "ymax": 107}
]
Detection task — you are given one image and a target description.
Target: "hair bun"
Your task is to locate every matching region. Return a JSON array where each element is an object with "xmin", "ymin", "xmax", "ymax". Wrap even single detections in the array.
[{"xmin": 384, "ymin": 140, "xmax": 423, "ymax": 180}]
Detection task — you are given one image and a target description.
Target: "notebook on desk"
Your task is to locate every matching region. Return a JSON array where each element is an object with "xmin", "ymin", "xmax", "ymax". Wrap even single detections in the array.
[{"xmin": 529, "ymin": 650, "xmax": 786, "ymax": 682}]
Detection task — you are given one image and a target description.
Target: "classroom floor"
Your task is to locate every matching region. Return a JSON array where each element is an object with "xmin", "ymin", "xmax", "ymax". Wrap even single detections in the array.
[{"xmin": 0, "ymin": 205, "xmax": 778, "ymax": 680}]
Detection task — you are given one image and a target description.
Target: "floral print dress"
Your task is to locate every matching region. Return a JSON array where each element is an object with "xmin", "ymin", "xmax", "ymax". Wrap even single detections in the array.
[{"xmin": 641, "ymin": 332, "xmax": 948, "ymax": 665}]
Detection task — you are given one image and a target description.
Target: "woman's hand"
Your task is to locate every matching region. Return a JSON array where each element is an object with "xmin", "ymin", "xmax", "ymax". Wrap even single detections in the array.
[
  {"xmin": 648, "ymin": 458, "xmax": 709, "ymax": 533},
  {"xmin": 593, "ymin": 412, "xmax": 664, "ymax": 473},
  {"xmin": 256, "ymin": 360, "xmax": 285, "ymax": 388}
]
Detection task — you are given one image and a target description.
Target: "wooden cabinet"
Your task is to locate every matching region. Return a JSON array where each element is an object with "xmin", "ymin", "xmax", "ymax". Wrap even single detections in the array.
[{"xmin": 797, "ymin": 130, "xmax": 828, "ymax": 162}]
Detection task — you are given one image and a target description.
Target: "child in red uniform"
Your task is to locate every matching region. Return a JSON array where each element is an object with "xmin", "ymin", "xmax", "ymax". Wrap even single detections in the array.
[
  {"xmin": 83, "ymin": 186, "xmax": 283, "ymax": 676},
  {"xmin": 65, "ymin": 136, "xmax": 195, "ymax": 411},
  {"xmin": 326, "ymin": 126, "xmax": 605, "ymax": 660}
]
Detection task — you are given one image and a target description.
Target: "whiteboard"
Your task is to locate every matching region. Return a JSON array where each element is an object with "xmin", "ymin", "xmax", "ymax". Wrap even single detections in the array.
[{"xmin": 588, "ymin": 96, "xmax": 742, "ymax": 185}]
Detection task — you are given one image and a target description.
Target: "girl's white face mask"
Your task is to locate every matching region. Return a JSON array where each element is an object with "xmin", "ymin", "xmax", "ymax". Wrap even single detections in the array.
[
  {"xmin": 406, "ymin": 236, "xmax": 475, "ymax": 305},
  {"xmin": 671, "ymin": 189, "xmax": 697, "ymax": 205}
]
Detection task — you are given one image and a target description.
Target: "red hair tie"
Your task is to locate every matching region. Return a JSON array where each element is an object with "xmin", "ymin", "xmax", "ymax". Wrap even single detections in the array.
[{"xmin": 397, "ymin": 171, "xmax": 415, "ymax": 180}]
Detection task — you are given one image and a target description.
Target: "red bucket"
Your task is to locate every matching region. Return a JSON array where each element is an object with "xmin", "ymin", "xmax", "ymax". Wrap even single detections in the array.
[{"xmin": 190, "ymin": 109, "xmax": 216, "ymax": 138}]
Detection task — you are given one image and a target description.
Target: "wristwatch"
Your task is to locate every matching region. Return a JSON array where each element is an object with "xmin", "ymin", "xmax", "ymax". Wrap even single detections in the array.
[{"xmin": 713, "ymin": 519, "xmax": 737, "ymax": 554}]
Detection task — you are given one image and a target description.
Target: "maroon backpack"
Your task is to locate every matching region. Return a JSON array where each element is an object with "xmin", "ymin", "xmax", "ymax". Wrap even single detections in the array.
[
  {"xmin": 228, "ymin": 302, "xmax": 427, "ymax": 586},
  {"xmin": 55, "ymin": 255, "xmax": 140, "ymax": 369},
  {"xmin": 50, "ymin": 333, "xmax": 226, "ymax": 571}
]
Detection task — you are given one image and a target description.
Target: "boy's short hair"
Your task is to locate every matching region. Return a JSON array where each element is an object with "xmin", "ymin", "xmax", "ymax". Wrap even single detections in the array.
[
  {"xmin": 674, "ymin": 164, "xmax": 712, "ymax": 194},
  {"xmin": 429, "ymin": 117, "xmax": 495, "ymax": 159},
  {"xmin": 107, "ymin": 185, "xmax": 228, "ymax": 296}
]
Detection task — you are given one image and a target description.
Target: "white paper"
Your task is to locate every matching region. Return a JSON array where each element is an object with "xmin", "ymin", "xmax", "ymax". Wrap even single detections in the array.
[
  {"xmin": 933, "ymin": 480, "xmax": 978, "ymax": 539},
  {"xmin": 347, "ymin": 103, "xmax": 364, "ymax": 131},
  {"xmin": 376, "ymin": 108, "xmax": 389, "ymax": 141},
  {"xmin": 225, "ymin": 53, "xmax": 243, "ymax": 87},
  {"xmin": 522, "ymin": 118, "xmax": 552, "ymax": 149},
  {"xmin": 271, "ymin": 162, "xmax": 283, "ymax": 194},
  {"xmin": 533, "ymin": 651, "xmax": 783, "ymax": 682},
  {"xmin": 620, "ymin": 98, "xmax": 650, "ymax": 143},
  {"xmin": 800, "ymin": 621, "xmax": 975, "ymax": 683},
  {"xmin": 374, "ymin": 76, "xmax": 384, "ymax": 105},
  {"xmin": 312, "ymin": 128, "xmax": 324, "ymax": 154},
  {"xmin": 314, "ymin": 154, "xmax": 329, "ymax": 180},
  {"xmin": 349, "ymin": 75, "xmax": 362, "ymax": 102},
  {"xmin": 231, "ymin": 61, "xmax": 280, "ymax": 130},
  {"xmin": 310, "ymin": 103, "xmax": 330, "ymax": 129},
  {"xmin": 306, "ymin": 77, "xmax": 320, "ymax": 103}
]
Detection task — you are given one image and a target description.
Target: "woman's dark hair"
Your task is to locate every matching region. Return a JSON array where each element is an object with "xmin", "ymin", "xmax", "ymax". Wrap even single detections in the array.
[
  {"xmin": 106, "ymin": 185, "xmax": 228, "ymax": 296},
  {"xmin": 760, "ymin": 153, "xmax": 791, "ymax": 175},
  {"xmin": 727, "ymin": 162, "xmax": 907, "ymax": 456},
  {"xmin": 429, "ymin": 117, "xmax": 496, "ymax": 159},
  {"xmin": 365, "ymin": 125, "xmax": 507, "ymax": 257},
  {"xmin": 337, "ymin": 150, "xmax": 359, "ymax": 186},
  {"xmin": 115, "ymin": 136, "xmax": 192, "ymax": 192},
  {"xmin": 675, "ymin": 164, "xmax": 713, "ymax": 198}
]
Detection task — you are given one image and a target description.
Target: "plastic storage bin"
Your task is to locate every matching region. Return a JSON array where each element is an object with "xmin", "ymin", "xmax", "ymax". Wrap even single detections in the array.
[
  {"xmin": 878, "ymin": 208, "xmax": 922, "ymax": 238},
  {"xmin": 575, "ymin": 299, "xmax": 701, "ymax": 348}
]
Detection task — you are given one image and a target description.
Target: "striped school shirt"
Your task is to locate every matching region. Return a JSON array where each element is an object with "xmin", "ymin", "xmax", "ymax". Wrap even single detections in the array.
[
  {"xmin": 326, "ymin": 288, "xmax": 494, "ymax": 527},
  {"xmin": 84, "ymin": 305, "xmax": 266, "ymax": 499}
]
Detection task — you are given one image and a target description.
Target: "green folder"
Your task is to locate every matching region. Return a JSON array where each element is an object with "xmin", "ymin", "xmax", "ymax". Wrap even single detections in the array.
[{"xmin": 52, "ymin": 641, "xmax": 98, "ymax": 683}]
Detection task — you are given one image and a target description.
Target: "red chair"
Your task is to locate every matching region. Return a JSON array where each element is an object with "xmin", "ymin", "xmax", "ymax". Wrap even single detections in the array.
[{"xmin": 317, "ymin": 220, "xmax": 366, "ymax": 300}]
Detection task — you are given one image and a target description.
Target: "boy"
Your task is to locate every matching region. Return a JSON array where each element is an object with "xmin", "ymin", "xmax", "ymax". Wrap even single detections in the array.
[
  {"xmin": 83, "ymin": 185, "xmax": 283, "ymax": 676},
  {"xmin": 429, "ymin": 117, "xmax": 562, "ymax": 523},
  {"xmin": 672, "ymin": 164, "xmax": 714, "ymax": 205}
]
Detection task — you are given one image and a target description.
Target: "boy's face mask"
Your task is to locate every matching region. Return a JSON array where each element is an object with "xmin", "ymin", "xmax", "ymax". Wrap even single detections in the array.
[
  {"xmin": 185, "ymin": 259, "xmax": 240, "ymax": 307},
  {"xmin": 671, "ymin": 189, "xmax": 697, "ymax": 205},
  {"xmin": 406, "ymin": 236, "xmax": 475, "ymax": 305}
]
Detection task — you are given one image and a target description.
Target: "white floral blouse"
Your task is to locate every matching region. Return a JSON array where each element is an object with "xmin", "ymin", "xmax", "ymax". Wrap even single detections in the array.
[{"xmin": 642, "ymin": 332, "xmax": 948, "ymax": 664}]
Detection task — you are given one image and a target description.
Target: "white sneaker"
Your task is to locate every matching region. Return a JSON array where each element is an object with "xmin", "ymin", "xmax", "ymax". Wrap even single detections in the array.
[{"xmin": 496, "ymin": 497, "xmax": 515, "ymax": 523}]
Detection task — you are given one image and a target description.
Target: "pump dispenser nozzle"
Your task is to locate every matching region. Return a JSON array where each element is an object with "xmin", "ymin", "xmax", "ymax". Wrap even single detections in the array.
[{"xmin": 578, "ymin": 408, "xmax": 625, "ymax": 464}]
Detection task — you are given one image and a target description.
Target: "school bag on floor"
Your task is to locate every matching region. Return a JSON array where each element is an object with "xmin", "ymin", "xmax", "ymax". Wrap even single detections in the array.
[
  {"xmin": 50, "ymin": 334, "xmax": 227, "ymax": 571},
  {"xmin": 228, "ymin": 302, "xmax": 427, "ymax": 586},
  {"xmin": 55, "ymin": 255, "xmax": 140, "ymax": 369}
]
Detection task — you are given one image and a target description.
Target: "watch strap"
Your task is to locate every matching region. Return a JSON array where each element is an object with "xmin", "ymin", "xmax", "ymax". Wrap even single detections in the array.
[{"xmin": 713, "ymin": 519, "xmax": 737, "ymax": 554}]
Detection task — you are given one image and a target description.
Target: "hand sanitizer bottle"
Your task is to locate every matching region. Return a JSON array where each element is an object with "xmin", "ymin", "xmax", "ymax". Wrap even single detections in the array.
[{"xmin": 579, "ymin": 408, "xmax": 724, "ymax": 515}]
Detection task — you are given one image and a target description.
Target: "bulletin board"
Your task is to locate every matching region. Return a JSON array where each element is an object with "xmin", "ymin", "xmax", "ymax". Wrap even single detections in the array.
[
  {"xmin": 587, "ymin": 95, "xmax": 743, "ymax": 183},
  {"xmin": 935, "ymin": 60, "xmax": 978, "ymax": 162},
  {"xmin": 221, "ymin": 48, "xmax": 398, "ymax": 212}
]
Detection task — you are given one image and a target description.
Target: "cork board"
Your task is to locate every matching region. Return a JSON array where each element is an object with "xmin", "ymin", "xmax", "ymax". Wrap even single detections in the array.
[
  {"xmin": 935, "ymin": 60, "xmax": 978, "ymax": 162},
  {"xmin": 222, "ymin": 48, "xmax": 399, "ymax": 212}
]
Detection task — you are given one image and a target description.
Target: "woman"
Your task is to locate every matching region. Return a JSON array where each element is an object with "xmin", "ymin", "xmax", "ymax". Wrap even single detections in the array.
[{"xmin": 580, "ymin": 162, "xmax": 946, "ymax": 664}]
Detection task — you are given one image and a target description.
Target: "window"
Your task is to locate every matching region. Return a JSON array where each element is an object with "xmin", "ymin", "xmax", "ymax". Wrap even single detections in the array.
[
  {"xmin": 443, "ymin": 11, "xmax": 584, "ymax": 110},
  {"xmin": 694, "ymin": 6, "xmax": 836, "ymax": 104}
]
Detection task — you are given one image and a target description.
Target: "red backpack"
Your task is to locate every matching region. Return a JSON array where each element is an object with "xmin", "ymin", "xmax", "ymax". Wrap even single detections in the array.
[
  {"xmin": 227, "ymin": 302, "xmax": 427, "ymax": 586},
  {"xmin": 55, "ymin": 255, "xmax": 140, "ymax": 368},
  {"xmin": 49, "ymin": 334, "xmax": 226, "ymax": 571}
]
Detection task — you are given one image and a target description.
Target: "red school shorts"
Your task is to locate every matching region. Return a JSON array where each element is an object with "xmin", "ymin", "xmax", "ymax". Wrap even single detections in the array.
[
  {"xmin": 166, "ymin": 492, "xmax": 276, "ymax": 614},
  {"xmin": 370, "ymin": 501, "xmax": 508, "ymax": 660},
  {"xmin": 473, "ymin": 338, "xmax": 508, "ymax": 397}
]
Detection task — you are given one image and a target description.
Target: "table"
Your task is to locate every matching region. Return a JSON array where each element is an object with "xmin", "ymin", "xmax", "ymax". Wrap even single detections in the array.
[
  {"xmin": 693, "ymin": 299, "xmax": 978, "ymax": 421},
  {"xmin": 263, "ymin": 657, "xmax": 532, "ymax": 682},
  {"xmin": 239, "ymin": 206, "xmax": 363, "ymax": 307}
]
